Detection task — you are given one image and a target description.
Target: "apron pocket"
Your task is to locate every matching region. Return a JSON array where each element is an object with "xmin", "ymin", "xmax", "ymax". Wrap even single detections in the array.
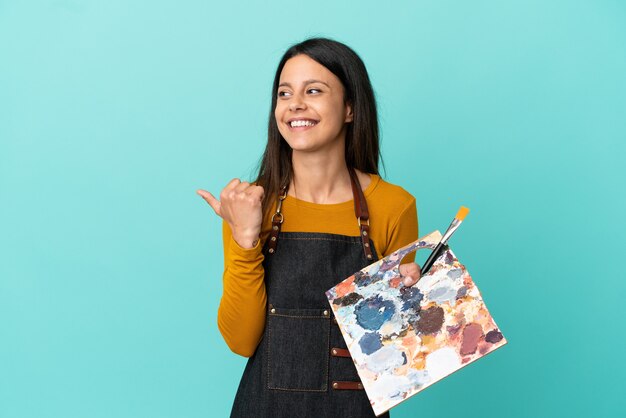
[{"xmin": 267, "ymin": 305, "xmax": 330, "ymax": 392}]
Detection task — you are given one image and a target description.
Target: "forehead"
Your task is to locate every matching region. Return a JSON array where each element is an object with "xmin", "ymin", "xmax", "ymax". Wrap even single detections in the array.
[{"xmin": 279, "ymin": 54, "xmax": 340, "ymax": 86}]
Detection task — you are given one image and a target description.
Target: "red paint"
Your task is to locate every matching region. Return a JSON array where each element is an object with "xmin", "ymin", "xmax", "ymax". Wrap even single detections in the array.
[{"xmin": 460, "ymin": 323, "xmax": 483, "ymax": 355}]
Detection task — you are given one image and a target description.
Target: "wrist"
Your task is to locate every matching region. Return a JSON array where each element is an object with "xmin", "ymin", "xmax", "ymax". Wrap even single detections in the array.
[{"xmin": 231, "ymin": 229, "xmax": 260, "ymax": 249}]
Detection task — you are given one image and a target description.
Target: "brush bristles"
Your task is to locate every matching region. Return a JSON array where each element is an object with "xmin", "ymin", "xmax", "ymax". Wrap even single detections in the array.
[{"xmin": 455, "ymin": 206, "xmax": 470, "ymax": 221}]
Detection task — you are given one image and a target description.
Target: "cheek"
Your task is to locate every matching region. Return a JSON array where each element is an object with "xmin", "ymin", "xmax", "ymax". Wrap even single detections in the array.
[
  {"xmin": 274, "ymin": 108, "xmax": 282, "ymax": 129},
  {"xmin": 324, "ymin": 101, "xmax": 348, "ymax": 126},
  {"xmin": 274, "ymin": 102, "xmax": 287, "ymax": 124},
  {"xmin": 274, "ymin": 106, "xmax": 289, "ymax": 136},
  {"xmin": 325, "ymin": 97, "xmax": 347, "ymax": 117}
]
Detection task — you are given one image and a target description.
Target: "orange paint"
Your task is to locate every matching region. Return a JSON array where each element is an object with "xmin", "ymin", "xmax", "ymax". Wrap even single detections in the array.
[
  {"xmin": 412, "ymin": 353, "xmax": 426, "ymax": 370},
  {"xmin": 402, "ymin": 334, "xmax": 417, "ymax": 349},
  {"xmin": 334, "ymin": 276, "xmax": 355, "ymax": 297},
  {"xmin": 389, "ymin": 276, "xmax": 403, "ymax": 288},
  {"xmin": 464, "ymin": 276, "xmax": 473, "ymax": 287},
  {"xmin": 420, "ymin": 335, "xmax": 435, "ymax": 350}
]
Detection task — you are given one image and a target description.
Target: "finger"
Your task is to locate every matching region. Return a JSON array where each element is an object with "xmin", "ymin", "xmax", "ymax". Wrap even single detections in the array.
[
  {"xmin": 221, "ymin": 178, "xmax": 242, "ymax": 200},
  {"xmin": 400, "ymin": 263, "xmax": 422, "ymax": 287},
  {"xmin": 234, "ymin": 181, "xmax": 251, "ymax": 193},
  {"xmin": 245, "ymin": 185, "xmax": 265, "ymax": 200},
  {"xmin": 197, "ymin": 189, "xmax": 222, "ymax": 216},
  {"xmin": 399, "ymin": 262, "xmax": 418, "ymax": 276},
  {"xmin": 403, "ymin": 275, "xmax": 419, "ymax": 287},
  {"xmin": 222, "ymin": 178, "xmax": 242, "ymax": 193},
  {"xmin": 412, "ymin": 263, "xmax": 422, "ymax": 281}
]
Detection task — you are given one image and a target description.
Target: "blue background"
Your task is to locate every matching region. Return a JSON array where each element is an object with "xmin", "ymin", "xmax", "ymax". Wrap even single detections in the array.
[{"xmin": 1, "ymin": 1, "xmax": 624, "ymax": 417}]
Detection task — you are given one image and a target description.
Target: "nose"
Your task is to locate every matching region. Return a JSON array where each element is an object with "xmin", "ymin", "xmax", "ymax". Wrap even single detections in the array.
[{"xmin": 288, "ymin": 92, "xmax": 306, "ymax": 112}]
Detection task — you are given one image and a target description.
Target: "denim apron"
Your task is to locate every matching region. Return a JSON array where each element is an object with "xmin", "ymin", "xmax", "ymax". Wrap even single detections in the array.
[{"xmin": 230, "ymin": 172, "xmax": 390, "ymax": 418}]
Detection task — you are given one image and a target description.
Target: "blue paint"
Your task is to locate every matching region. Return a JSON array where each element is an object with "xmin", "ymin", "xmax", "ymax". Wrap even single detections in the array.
[
  {"xmin": 429, "ymin": 285, "xmax": 457, "ymax": 304},
  {"xmin": 359, "ymin": 331, "xmax": 383, "ymax": 355},
  {"xmin": 355, "ymin": 296, "xmax": 396, "ymax": 330},
  {"xmin": 447, "ymin": 268, "xmax": 463, "ymax": 279},
  {"xmin": 400, "ymin": 287, "xmax": 423, "ymax": 311},
  {"xmin": 353, "ymin": 270, "xmax": 376, "ymax": 286}
]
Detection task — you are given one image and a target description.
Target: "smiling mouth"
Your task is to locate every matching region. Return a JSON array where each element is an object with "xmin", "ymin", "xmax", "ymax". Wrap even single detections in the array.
[{"xmin": 289, "ymin": 119, "xmax": 318, "ymax": 128}]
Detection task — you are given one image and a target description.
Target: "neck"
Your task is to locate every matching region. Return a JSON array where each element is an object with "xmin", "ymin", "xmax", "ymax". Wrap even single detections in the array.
[{"xmin": 290, "ymin": 140, "xmax": 352, "ymax": 204}]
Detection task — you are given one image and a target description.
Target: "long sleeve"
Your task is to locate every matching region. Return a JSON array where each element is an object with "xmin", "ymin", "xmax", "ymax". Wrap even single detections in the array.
[
  {"xmin": 217, "ymin": 221, "xmax": 267, "ymax": 357},
  {"xmin": 384, "ymin": 198, "xmax": 419, "ymax": 262}
]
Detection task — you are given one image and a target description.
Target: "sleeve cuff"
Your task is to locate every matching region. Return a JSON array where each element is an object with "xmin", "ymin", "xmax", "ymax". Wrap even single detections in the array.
[{"xmin": 228, "ymin": 235, "xmax": 263, "ymax": 259}]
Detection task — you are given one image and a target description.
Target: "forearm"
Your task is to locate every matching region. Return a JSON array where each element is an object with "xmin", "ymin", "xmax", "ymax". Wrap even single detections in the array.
[{"xmin": 217, "ymin": 224, "xmax": 267, "ymax": 357}]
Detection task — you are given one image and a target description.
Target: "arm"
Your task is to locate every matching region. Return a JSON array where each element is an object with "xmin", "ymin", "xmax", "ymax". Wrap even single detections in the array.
[
  {"xmin": 217, "ymin": 221, "xmax": 267, "ymax": 357},
  {"xmin": 197, "ymin": 179, "xmax": 267, "ymax": 357}
]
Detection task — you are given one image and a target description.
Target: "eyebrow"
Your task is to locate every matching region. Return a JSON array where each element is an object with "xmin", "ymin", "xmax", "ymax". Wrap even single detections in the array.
[{"xmin": 278, "ymin": 79, "xmax": 331, "ymax": 88}]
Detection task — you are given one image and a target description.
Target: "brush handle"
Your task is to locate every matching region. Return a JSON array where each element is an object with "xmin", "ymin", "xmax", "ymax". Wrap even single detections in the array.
[{"xmin": 421, "ymin": 242, "xmax": 446, "ymax": 275}]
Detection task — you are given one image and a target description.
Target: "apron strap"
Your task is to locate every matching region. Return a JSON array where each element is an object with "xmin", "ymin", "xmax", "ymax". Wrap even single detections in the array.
[
  {"xmin": 267, "ymin": 186, "xmax": 287, "ymax": 254},
  {"xmin": 348, "ymin": 169, "xmax": 374, "ymax": 261},
  {"xmin": 266, "ymin": 169, "xmax": 373, "ymax": 261}
]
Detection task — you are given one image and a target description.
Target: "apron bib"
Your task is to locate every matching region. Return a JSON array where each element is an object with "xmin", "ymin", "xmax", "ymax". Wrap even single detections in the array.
[{"xmin": 230, "ymin": 171, "xmax": 390, "ymax": 418}]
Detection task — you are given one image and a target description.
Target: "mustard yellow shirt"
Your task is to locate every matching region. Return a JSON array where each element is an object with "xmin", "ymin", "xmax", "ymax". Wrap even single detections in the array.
[{"xmin": 218, "ymin": 174, "xmax": 418, "ymax": 357}]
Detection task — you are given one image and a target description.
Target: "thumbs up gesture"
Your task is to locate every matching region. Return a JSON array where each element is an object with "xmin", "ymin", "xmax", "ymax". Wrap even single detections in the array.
[{"xmin": 197, "ymin": 179, "xmax": 265, "ymax": 249}]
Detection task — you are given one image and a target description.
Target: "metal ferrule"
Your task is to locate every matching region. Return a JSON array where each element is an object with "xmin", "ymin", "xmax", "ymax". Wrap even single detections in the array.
[{"xmin": 441, "ymin": 218, "xmax": 462, "ymax": 244}]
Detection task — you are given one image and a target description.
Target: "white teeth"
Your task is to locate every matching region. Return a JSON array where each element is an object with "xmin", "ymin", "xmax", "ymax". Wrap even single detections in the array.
[{"xmin": 290, "ymin": 120, "xmax": 316, "ymax": 127}]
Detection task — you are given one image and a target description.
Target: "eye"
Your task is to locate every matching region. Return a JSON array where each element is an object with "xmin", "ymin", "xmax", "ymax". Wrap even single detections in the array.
[
  {"xmin": 277, "ymin": 90, "xmax": 292, "ymax": 98},
  {"xmin": 307, "ymin": 88, "xmax": 322, "ymax": 94}
]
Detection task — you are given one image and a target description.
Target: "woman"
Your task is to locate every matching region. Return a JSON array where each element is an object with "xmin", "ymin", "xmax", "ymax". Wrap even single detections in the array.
[{"xmin": 197, "ymin": 38, "xmax": 421, "ymax": 417}]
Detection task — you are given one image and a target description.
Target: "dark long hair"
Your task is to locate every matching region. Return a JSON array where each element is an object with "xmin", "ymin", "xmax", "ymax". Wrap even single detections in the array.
[{"xmin": 255, "ymin": 38, "xmax": 381, "ymax": 218}]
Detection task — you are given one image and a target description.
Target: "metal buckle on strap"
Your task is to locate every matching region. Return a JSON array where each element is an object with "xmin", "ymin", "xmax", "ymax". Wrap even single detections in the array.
[
  {"xmin": 271, "ymin": 212, "xmax": 284, "ymax": 224},
  {"xmin": 267, "ymin": 186, "xmax": 288, "ymax": 255},
  {"xmin": 271, "ymin": 188, "xmax": 287, "ymax": 223}
]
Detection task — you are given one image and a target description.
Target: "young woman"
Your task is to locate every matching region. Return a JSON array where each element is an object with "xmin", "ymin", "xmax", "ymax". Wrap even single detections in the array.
[{"xmin": 197, "ymin": 38, "xmax": 421, "ymax": 418}]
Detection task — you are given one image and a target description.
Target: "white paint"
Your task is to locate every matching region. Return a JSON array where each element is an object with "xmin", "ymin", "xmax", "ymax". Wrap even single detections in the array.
[
  {"xmin": 366, "ymin": 346, "xmax": 406, "ymax": 374},
  {"xmin": 425, "ymin": 347, "xmax": 461, "ymax": 381}
]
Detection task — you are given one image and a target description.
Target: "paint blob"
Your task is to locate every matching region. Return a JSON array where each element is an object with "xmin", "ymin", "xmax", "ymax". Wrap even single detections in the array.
[
  {"xmin": 355, "ymin": 296, "xmax": 396, "ymax": 331},
  {"xmin": 335, "ymin": 292, "xmax": 363, "ymax": 307},
  {"xmin": 425, "ymin": 347, "xmax": 461, "ymax": 380},
  {"xmin": 416, "ymin": 306, "xmax": 445, "ymax": 334},
  {"xmin": 359, "ymin": 332, "xmax": 383, "ymax": 355},
  {"xmin": 460, "ymin": 323, "xmax": 483, "ymax": 355},
  {"xmin": 400, "ymin": 286, "xmax": 423, "ymax": 311},
  {"xmin": 366, "ymin": 346, "xmax": 407, "ymax": 374},
  {"xmin": 428, "ymin": 285, "xmax": 458, "ymax": 304},
  {"xmin": 485, "ymin": 329, "xmax": 504, "ymax": 343}
]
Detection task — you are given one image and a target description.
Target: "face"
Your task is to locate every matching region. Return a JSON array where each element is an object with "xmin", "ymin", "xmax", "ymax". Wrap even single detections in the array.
[{"xmin": 274, "ymin": 54, "xmax": 353, "ymax": 154}]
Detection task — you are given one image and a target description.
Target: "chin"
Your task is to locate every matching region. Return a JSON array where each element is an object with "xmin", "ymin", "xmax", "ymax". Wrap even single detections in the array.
[
  {"xmin": 286, "ymin": 143, "xmax": 319, "ymax": 153},
  {"xmin": 283, "ymin": 136, "xmax": 321, "ymax": 151},
  {"xmin": 281, "ymin": 131, "xmax": 344, "ymax": 154}
]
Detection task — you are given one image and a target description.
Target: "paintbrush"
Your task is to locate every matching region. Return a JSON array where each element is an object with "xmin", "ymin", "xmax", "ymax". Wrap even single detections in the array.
[{"xmin": 421, "ymin": 206, "xmax": 470, "ymax": 275}]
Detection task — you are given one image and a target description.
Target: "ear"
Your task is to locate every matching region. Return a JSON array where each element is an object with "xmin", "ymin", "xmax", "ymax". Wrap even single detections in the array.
[{"xmin": 344, "ymin": 102, "xmax": 354, "ymax": 123}]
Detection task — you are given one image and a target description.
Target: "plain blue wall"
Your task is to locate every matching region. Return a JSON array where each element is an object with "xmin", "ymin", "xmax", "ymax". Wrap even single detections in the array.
[{"xmin": 1, "ymin": 1, "xmax": 624, "ymax": 417}]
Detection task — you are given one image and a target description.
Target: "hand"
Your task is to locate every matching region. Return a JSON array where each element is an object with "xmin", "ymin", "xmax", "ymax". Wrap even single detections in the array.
[
  {"xmin": 399, "ymin": 262, "xmax": 422, "ymax": 287},
  {"xmin": 197, "ymin": 179, "xmax": 265, "ymax": 248}
]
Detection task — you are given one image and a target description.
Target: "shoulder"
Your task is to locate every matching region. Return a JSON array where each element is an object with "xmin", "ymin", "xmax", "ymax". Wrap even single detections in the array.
[
  {"xmin": 366, "ymin": 175, "xmax": 416, "ymax": 212},
  {"xmin": 365, "ymin": 175, "xmax": 418, "ymax": 257}
]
